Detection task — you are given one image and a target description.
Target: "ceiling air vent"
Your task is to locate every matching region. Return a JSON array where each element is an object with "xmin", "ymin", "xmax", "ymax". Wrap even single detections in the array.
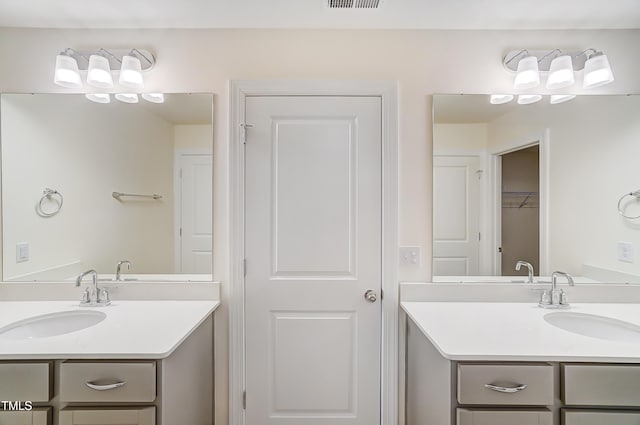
[{"xmin": 328, "ymin": 0, "xmax": 381, "ymax": 9}]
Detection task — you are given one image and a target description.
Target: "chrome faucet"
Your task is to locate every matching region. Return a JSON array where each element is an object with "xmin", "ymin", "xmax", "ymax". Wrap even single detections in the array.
[
  {"xmin": 115, "ymin": 260, "xmax": 132, "ymax": 281},
  {"xmin": 538, "ymin": 271, "xmax": 575, "ymax": 309},
  {"xmin": 76, "ymin": 269, "xmax": 110, "ymax": 306},
  {"xmin": 515, "ymin": 260, "xmax": 535, "ymax": 283}
]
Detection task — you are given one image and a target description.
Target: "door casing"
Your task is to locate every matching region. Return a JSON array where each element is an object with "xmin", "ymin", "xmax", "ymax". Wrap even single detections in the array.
[{"xmin": 229, "ymin": 80, "xmax": 399, "ymax": 425}]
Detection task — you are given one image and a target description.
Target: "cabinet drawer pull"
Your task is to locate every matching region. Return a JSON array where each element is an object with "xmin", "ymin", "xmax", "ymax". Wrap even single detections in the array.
[
  {"xmin": 484, "ymin": 383, "xmax": 527, "ymax": 393},
  {"xmin": 85, "ymin": 380, "xmax": 127, "ymax": 391}
]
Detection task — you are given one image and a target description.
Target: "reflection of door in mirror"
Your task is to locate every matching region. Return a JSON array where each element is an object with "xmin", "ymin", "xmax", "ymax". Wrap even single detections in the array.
[
  {"xmin": 176, "ymin": 152, "xmax": 213, "ymax": 273},
  {"xmin": 433, "ymin": 156, "xmax": 481, "ymax": 276},
  {"xmin": 499, "ymin": 146, "xmax": 540, "ymax": 276}
]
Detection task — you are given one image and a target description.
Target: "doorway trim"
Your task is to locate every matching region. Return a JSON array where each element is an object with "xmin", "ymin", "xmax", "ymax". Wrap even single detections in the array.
[
  {"xmin": 229, "ymin": 80, "xmax": 398, "ymax": 425},
  {"xmin": 491, "ymin": 129, "xmax": 550, "ymax": 276}
]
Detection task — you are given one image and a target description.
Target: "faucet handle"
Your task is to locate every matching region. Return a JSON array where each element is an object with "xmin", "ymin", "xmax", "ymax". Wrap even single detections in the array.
[
  {"xmin": 539, "ymin": 290, "xmax": 551, "ymax": 306},
  {"xmin": 80, "ymin": 287, "xmax": 91, "ymax": 305},
  {"xmin": 98, "ymin": 288, "xmax": 111, "ymax": 305},
  {"xmin": 560, "ymin": 289, "xmax": 569, "ymax": 306}
]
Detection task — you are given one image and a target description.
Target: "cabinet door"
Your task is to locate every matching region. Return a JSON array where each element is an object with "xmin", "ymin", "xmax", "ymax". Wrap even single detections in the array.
[
  {"xmin": 457, "ymin": 408, "xmax": 553, "ymax": 425},
  {"xmin": 58, "ymin": 407, "xmax": 155, "ymax": 425},
  {"xmin": 0, "ymin": 408, "xmax": 51, "ymax": 425},
  {"xmin": 563, "ymin": 409, "xmax": 640, "ymax": 425}
]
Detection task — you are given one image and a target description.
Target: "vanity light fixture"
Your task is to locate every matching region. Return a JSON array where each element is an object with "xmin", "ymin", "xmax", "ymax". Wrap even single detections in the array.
[
  {"xmin": 53, "ymin": 47, "xmax": 155, "ymax": 92},
  {"xmin": 115, "ymin": 93, "xmax": 139, "ymax": 104},
  {"xmin": 141, "ymin": 93, "xmax": 165, "ymax": 104},
  {"xmin": 489, "ymin": 94, "xmax": 514, "ymax": 105},
  {"xmin": 517, "ymin": 94, "xmax": 542, "ymax": 105},
  {"xmin": 53, "ymin": 49, "xmax": 83, "ymax": 89},
  {"xmin": 85, "ymin": 93, "xmax": 111, "ymax": 104},
  {"xmin": 583, "ymin": 50, "xmax": 615, "ymax": 89},
  {"xmin": 550, "ymin": 94, "xmax": 576, "ymax": 105},
  {"xmin": 503, "ymin": 48, "xmax": 614, "ymax": 92}
]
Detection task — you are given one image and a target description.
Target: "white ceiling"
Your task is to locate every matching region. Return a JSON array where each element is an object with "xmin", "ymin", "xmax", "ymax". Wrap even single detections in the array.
[{"xmin": 0, "ymin": 0, "xmax": 639, "ymax": 29}]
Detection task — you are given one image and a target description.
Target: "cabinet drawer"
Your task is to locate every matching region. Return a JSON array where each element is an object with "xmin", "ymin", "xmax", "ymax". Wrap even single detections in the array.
[
  {"xmin": 0, "ymin": 362, "xmax": 52, "ymax": 402},
  {"xmin": 59, "ymin": 361, "xmax": 156, "ymax": 403},
  {"xmin": 457, "ymin": 408, "xmax": 553, "ymax": 425},
  {"xmin": 458, "ymin": 363, "xmax": 554, "ymax": 405},
  {"xmin": 0, "ymin": 408, "xmax": 51, "ymax": 425},
  {"xmin": 563, "ymin": 409, "xmax": 640, "ymax": 425},
  {"xmin": 59, "ymin": 407, "xmax": 155, "ymax": 425},
  {"xmin": 563, "ymin": 364, "xmax": 640, "ymax": 406}
]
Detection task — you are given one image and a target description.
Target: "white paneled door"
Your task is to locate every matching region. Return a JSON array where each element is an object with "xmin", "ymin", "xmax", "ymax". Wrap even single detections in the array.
[
  {"xmin": 245, "ymin": 96, "xmax": 382, "ymax": 425},
  {"xmin": 433, "ymin": 155, "xmax": 481, "ymax": 276}
]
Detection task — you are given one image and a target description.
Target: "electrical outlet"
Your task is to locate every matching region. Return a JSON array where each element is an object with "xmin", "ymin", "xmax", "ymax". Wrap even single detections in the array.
[
  {"xmin": 16, "ymin": 242, "xmax": 29, "ymax": 263},
  {"xmin": 618, "ymin": 241, "xmax": 634, "ymax": 263},
  {"xmin": 399, "ymin": 246, "xmax": 421, "ymax": 267}
]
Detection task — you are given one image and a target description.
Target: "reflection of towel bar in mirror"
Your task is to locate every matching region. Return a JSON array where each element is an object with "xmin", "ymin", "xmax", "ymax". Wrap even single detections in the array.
[
  {"xmin": 617, "ymin": 190, "xmax": 640, "ymax": 220},
  {"xmin": 112, "ymin": 192, "xmax": 163, "ymax": 200}
]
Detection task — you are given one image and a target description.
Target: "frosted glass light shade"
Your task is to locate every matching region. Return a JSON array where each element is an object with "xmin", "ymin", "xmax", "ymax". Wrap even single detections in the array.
[
  {"xmin": 142, "ymin": 93, "xmax": 165, "ymax": 103},
  {"xmin": 87, "ymin": 55, "xmax": 113, "ymax": 89},
  {"xmin": 517, "ymin": 94, "xmax": 542, "ymax": 105},
  {"xmin": 514, "ymin": 56, "xmax": 540, "ymax": 89},
  {"xmin": 550, "ymin": 94, "xmax": 576, "ymax": 104},
  {"xmin": 546, "ymin": 55, "xmax": 575, "ymax": 89},
  {"xmin": 54, "ymin": 54, "xmax": 82, "ymax": 88},
  {"xmin": 85, "ymin": 93, "xmax": 111, "ymax": 104},
  {"xmin": 119, "ymin": 55, "xmax": 144, "ymax": 90},
  {"xmin": 583, "ymin": 53, "xmax": 614, "ymax": 89},
  {"xmin": 115, "ymin": 93, "xmax": 139, "ymax": 103},
  {"xmin": 489, "ymin": 94, "xmax": 514, "ymax": 105}
]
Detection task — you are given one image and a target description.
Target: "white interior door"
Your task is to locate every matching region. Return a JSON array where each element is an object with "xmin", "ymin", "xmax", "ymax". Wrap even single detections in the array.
[
  {"xmin": 433, "ymin": 155, "xmax": 481, "ymax": 276},
  {"xmin": 244, "ymin": 96, "xmax": 382, "ymax": 425},
  {"xmin": 177, "ymin": 153, "xmax": 212, "ymax": 273}
]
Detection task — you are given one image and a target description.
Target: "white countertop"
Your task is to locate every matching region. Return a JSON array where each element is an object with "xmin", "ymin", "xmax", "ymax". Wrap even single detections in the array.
[
  {"xmin": 402, "ymin": 301, "xmax": 640, "ymax": 363},
  {"xmin": 0, "ymin": 300, "xmax": 219, "ymax": 359}
]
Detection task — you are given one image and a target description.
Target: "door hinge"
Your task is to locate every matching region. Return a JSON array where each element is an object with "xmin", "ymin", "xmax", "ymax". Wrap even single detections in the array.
[
  {"xmin": 479, "ymin": 232, "xmax": 481, "ymax": 241},
  {"xmin": 179, "ymin": 227, "xmax": 182, "ymax": 237},
  {"xmin": 243, "ymin": 390, "xmax": 246, "ymax": 409},
  {"xmin": 498, "ymin": 246, "xmax": 503, "ymax": 253},
  {"xmin": 380, "ymin": 289, "xmax": 383, "ymax": 300},
  {"xmin": 240, "ymin": 123, "xmax": 254, "ymax": 144},
  {"xmin": 243, "ymin": 259, "xmax": 247, "ymax": 277}
]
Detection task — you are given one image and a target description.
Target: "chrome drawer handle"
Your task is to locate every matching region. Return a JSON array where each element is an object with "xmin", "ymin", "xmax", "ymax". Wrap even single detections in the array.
[
  {"xmin": 85, "ymin": 380, "xmax": 127, "ymax": 391},
  {"xmin": 484, "ymin": 383, "xmax": 528, "ymax": 393}
]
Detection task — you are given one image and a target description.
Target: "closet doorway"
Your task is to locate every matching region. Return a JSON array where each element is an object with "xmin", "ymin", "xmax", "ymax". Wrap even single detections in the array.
[{"xmin": 496, "ymin": 144, "xmax": 542, "ymax": 277}]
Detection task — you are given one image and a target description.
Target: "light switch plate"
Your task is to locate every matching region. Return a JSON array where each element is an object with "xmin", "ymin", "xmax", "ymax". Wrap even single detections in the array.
[
  {"xmin": 16, "ymin": 242, "xmax": 29, "ymax": 263},
  {"xmin": 618, "ymin": 241, "xmax": 634, "ymax": 263},
  {"xmin": 399, "ymin": 246, "xmax": 421, "ymax": 267}
]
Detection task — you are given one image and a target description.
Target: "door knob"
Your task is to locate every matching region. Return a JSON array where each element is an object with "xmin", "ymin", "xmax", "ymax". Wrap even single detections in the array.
[{"xmin": 364, "ymin": 290, "xmax": 377, "ymax": 303}]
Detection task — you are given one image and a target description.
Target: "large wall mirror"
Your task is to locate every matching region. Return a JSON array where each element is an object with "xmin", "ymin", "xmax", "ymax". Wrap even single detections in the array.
[
  {"xmin": 1, "ymin": 93, "xmax": 213, "ymax": 282},
  {"xmin": 433, "ymin": 94, "xmax": 640, "ymax": 284}
]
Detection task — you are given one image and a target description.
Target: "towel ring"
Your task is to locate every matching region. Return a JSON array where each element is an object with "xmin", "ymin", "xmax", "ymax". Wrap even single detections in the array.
[
  {"xmin": 36, "ymin": 188, "xmax": 63, "ymax": 217},
  {"xmin": 617, "ymin": 190, "xmax": 640, "ymax": 220}
]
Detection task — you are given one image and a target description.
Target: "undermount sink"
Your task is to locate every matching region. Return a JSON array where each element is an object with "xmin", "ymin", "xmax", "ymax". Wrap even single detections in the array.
[
  {"xmin": 544, "ymin": 311, "xmax": 640, "ymax": 343},
  {"xmin": 0, "ymin": 310, "xmax": 106, "ymax": 340}
]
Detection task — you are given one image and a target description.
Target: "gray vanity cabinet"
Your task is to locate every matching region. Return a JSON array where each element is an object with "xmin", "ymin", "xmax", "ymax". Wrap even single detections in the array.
[
  {"xmin": 406, "ymin": 318, "xmax": 640, "ymax": 425},
  {"xmin": 0, "ymin": 314, "xmax": 213, "ymax": 425}
]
